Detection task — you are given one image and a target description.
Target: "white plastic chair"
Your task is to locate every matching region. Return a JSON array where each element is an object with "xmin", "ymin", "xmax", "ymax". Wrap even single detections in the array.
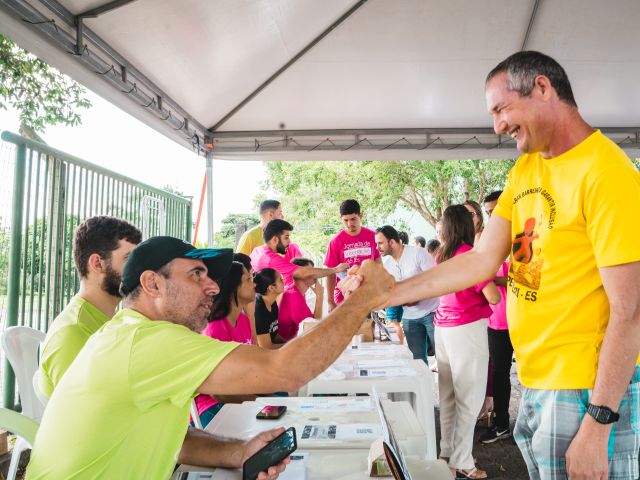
[
  {"xmin": 0, "ymin": 407, "xmax": 38, "ymax": 446},
  {"xmin": 2, "ymin": 326, "xmax": 46, "ymax": 480}
]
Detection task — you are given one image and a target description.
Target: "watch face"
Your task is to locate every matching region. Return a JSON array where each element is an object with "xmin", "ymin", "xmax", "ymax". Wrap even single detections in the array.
[
  {"xmin": 596, "ymin": 409, "xmax": 609, "ymax": 423},
  {"xmin": 588, "ymin": 404, "xmax": 618, "ymax": 424}
]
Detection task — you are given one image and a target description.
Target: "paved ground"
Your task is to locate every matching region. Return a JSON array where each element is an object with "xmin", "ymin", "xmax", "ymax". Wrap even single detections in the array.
[{"xmin": 433, "ymin": 359, "xmax": 529, "ymax": 479}]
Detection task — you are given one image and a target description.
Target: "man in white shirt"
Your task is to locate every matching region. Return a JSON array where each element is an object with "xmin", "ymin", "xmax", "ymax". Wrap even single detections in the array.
[{"xmin": 375, "ymin": 225, "xmax": 439, "ymax": 363}]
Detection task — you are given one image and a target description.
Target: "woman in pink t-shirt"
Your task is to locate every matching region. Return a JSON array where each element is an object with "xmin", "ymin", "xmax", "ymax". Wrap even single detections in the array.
[
  {"xmin": 195, "ymin": 261, "xmax": 256, "ymax": 427},
  {"xmin": 463, "ymin": 200, "xmax": 485, "ymax": 246},
  {"xmin": 278, "ymin": 258, "xmax": 324, "ymax": 340},
  {"xmin": 434, "ymin": 205, "xmax": 500, "ymax": 479}
]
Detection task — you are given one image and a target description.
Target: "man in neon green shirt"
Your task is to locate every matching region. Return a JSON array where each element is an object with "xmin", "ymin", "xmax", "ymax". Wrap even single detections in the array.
[
  {"xmin": 38, "ymin": 216, "xmax": 141, "ymax": 399},
  {"xmin": 27, "ymin": 236, "xmax": 394, "ymax": 479},
  {"xmin": 236, "ymin": 199, "xmax": 302, "ymax": 259},
  {"xmin": 236, "ymin": 199, "xmax": 283, "ymax": 256}
]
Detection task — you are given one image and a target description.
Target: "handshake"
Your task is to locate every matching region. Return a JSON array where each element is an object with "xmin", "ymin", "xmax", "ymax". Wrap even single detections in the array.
[{"xmin": 337, "ymin": 260, "xmax": 395, "ymax": 309}]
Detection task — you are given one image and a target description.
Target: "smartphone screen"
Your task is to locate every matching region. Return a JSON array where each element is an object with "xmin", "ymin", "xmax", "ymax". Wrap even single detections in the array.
[
  {"xmin": 256, "ymin": 405, "xmax": 287, "ymax": 420},
  {"xmin": 242, "ymin": 427, "xmax": 297, "ymax": 480}
]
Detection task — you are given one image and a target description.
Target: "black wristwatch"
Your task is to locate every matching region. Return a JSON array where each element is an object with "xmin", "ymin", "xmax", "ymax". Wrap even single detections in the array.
[{"xmin": 586, "ymin": 403, "xmax": 619, "ymax": 424}]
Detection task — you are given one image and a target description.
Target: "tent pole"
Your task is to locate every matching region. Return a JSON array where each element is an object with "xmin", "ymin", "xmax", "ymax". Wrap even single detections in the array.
[{"xmin": 205, "ymin": 151, "xmax": 215, "ymax": 246}]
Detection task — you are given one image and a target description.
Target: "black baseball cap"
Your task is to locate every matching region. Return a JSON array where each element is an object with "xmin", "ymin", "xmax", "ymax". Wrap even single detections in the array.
[{"xmin": 119, "ymin": 236, "xmax": 233, "ymax": 296}]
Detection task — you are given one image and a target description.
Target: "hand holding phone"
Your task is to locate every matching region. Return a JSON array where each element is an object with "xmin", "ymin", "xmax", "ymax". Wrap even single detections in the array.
[
  {"xmin": 242, "ymin": 427, "xmax": 297, "ymax": 480},
  {"xmin": 256, "ymin": 405, "xmax": 287, "ymax": 420}
]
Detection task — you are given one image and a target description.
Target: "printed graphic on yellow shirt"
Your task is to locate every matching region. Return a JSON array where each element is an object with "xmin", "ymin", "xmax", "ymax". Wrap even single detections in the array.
[{"xmin": 510, "ymin": 217, "xmax": 544, "ymax": 290}]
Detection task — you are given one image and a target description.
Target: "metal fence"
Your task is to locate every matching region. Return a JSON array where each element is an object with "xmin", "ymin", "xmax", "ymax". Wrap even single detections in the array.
[{"xmin": 0, "ymin": 131, "xmax": 193, "ymax": 409}]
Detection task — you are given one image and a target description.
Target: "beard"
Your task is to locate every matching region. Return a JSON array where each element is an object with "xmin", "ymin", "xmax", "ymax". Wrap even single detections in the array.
[
  {"xmin": 276, "ymin": 239, "xmax": 287, "ymax": 255},
  {"xmin": 163, "ymin": 280, "xmax": 211, "ymax": 333},
  {"xmin": 102, "ymin": 263, "xmax": 123, "ymax": 298}
]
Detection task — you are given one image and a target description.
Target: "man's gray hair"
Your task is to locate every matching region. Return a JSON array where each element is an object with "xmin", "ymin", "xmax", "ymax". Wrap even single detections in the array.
[{"xmin": 486, "ymin": 51, "xmax": 577, "ymax": 108}]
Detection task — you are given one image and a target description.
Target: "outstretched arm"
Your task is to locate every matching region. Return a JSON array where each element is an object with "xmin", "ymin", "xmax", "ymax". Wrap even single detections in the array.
[
  {"xmin": 389, "ymin": 215, "xmax": 512, "ymax": 306},
  {"xmin": 198, "ymin": 260, "xmax": 394, "ymax": 396},
  {"xmin": 326, "ymin": 274, "xmax": 337, "ymax": 311},
  {"xmin": 293, "ymin": 263, "xmax": 349, "ymax": 280}
]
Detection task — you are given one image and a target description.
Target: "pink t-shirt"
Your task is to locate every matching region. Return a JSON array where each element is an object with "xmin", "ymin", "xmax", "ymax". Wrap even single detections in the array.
[
  {"xmin": 278, "ymin": 284, "xmax": 313, "ymax": 340},
  {"xmin": 284, "ymin": 243, "xmax": 302, "ymax": 262},
  {"xmin": 195, "ymin": 312, "xmax": 253, "ymax": 416},
  {"xmin": 434, "ymin": 244, "xmax": 493, "ymax": 327},
  {"xmin": 250, "ymin": 245, "xmax": 300, "ymax": 288},
  {"xmin": 324, "ymin": 227, "xmax": 380, "ymax": 304},
  {"xmin": 488, "ymin": 261, "xmax": 509, "ymax": 330}
]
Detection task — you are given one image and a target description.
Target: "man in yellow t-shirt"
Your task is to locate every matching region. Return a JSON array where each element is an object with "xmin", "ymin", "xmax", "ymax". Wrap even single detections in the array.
[
  {"xmin": 38, "ymin": 216, "xmax": 141, "ymax": 399},
  {"xmin": 236, "ymin": 199, "xmax": 302, "ymax": 259},
  {"xmin": 378, "ymin": 51, "xmax": 640, "ymax": 479},
  {"xmin": 27, "ymin": 236, "xmax": 394, "ymax": 479}
]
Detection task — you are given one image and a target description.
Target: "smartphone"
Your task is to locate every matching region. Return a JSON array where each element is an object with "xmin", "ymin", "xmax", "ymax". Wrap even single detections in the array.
[
  {"xmin": 256, "ymin": 405, "xmax": 287, "ymax": 420},
  {"xmin": 242, "ymin": 426, "xmax": 297, "ymax": 480}
]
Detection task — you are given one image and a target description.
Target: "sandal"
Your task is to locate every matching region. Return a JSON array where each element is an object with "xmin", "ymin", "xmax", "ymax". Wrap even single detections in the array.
[{"xmin": 456, "ymin": 467, "xmax": 488, "ymax": 479}]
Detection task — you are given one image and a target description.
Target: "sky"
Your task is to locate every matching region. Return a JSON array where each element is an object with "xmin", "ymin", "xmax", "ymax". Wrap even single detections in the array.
[{"xmin": 0, "ymin": 89, "xmax": 434, "ymax": 245}]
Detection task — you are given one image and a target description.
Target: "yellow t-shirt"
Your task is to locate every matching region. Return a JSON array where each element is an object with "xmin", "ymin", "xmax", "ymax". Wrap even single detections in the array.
[
  {"xmin": 236, "ymin": 225, "xmax": 263, "ymax": 255},
  {"xmin": 27, "ymin": 309, "xmax": 239, "ymax": 480},
  {"xmin": 38, "ymin": 295, "xmax": 110, "ymax": 398},
  {"xmin": 494, "ymin": 130, "xmax": 640, "ymax": 389}
]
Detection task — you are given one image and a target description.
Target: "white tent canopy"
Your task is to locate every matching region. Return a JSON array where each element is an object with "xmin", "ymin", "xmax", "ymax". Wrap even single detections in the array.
[{"xmin": 2, "ymin": 0, "xmax": 640, "ymax": 163}]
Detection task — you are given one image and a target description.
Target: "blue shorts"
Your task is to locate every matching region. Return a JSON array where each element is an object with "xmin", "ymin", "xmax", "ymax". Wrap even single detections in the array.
[{"xmin": 385, "ymin": 306, "xmax": 403, "ymax": 321}]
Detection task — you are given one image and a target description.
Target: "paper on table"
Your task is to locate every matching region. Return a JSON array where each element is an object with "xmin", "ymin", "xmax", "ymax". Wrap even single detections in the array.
[
  {"xmin": 356, "ymin": 359, "xmax": 406, "ymax": 369},
  {"xmin": 335, "ymin": 423, "xmax": 381, "ymax": 441},
  {"xmin": 301, "ymin": 424, "xmax": 381, "ymax": 441},
  {"xmin": 356, "ymin": 368, "xmax": 416, "ymax": 377},
  {"xmin": 298, "ymin": 397, "xmax": 373, "ymax": 412},
  {"xmin": 356, "ymin": 343, "xmax": 407, "ymax": 350},
  {"xmin": 349, "ymin": 348, "xmax": 394, "ymax": 357},
  {"xmin": 316, "ymin": 366, "xmax": 346, "ymax": 381},
  {"xmin": 210, "ymin": 452, "xmax": 308, "ymax": 480},
  {"xmin": 332, "ymin": 362, "xmax": 354, "ymax": 372}
]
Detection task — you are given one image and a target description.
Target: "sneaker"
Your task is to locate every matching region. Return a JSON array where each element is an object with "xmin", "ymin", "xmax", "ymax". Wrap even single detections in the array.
[{"xmin": 479, "ymin": 425, "xmax": 511, "ymax": 444}]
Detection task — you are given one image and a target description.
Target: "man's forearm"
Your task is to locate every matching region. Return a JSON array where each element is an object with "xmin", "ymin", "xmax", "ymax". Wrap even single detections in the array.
[
  {"xmin": 590, "ymin": 311, "xmax": 640, "ymax": 411},
  {"xmin": 178, "ymin": 427, "xmax": 245, "ymax": 468},
  {"xmin": 390, "ymin": 250, "xmax": 500, "ymax": 307},
  {"xmin": 296, "ymin": 266, "xmax": 338, "ymax": 280},
  {"xmin": 214, "ymin": 394, "xmax": 258, "ymax": 404},
  {"xmin": 313, "ymin": 291, "xmax": 324, "ymax": 318},
  {"xmin": 326, "ymin": 274, "xmax": 336, "ymax": 305}
]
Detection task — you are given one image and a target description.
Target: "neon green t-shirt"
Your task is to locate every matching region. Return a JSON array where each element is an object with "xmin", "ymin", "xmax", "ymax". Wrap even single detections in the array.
[
  {"xmin": 38, "ymin": 295, "xmax": 110, "ymax": 399},
  {"xmin": 27, "ymin": 309, "xmax": 239, "ymax": 480},
  {"xmin": 236, "ymin": 225, "xmax": 263, "ymax": 256},
  {"xmin": 494, "ymin": 130, "xmax": 640, "ymax": 389}
]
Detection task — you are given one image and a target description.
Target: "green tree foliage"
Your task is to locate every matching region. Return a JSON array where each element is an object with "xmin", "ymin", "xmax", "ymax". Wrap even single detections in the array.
[
  {"xmin": 0, "ymin": 35, "xmax": 91, "ymax": 131},
  {"xmin": 213, "ymin": 213, "xmax": 259, "ymax": 249},
  {"xmin": 265, "ymin": 159, "xmax": 514, "ymax": 255},
  {"xmin": 0, "ymin": 228, "xmax": 9, "ymax": 295},
  {"xmin": 21, "ymin": 215, "xmax": 81, "ymax": 296}
]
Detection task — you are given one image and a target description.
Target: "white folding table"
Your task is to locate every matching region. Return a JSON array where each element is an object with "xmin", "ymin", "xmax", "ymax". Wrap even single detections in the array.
[{"xmin": 299, "ymin": 358, "xmax": 437, "ymax": 460}]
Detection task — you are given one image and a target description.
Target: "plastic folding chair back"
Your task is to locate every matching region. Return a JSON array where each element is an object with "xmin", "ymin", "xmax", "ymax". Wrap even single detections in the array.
[{"xmin": 1, "ymin": 326, "xmax": 46, "ymax": 421}]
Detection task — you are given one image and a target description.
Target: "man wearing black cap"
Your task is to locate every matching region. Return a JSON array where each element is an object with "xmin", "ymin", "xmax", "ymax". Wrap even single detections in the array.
[{"xmin": 27, "ymin": 236, "xmax": 394, "ymax": 479}]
